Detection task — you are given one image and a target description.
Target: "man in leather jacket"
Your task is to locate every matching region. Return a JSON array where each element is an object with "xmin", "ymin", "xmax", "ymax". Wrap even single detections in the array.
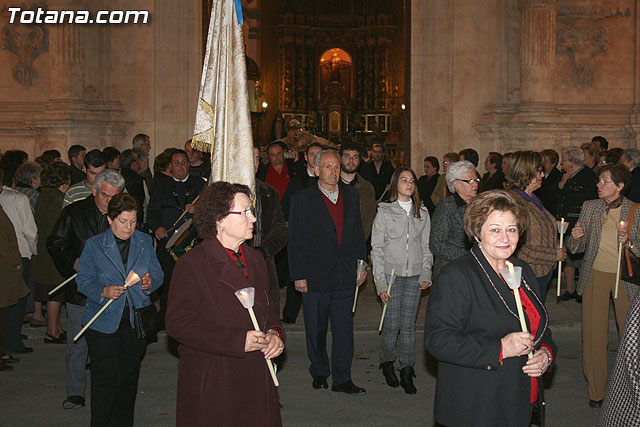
[{"xmin": 47, "ymin": 169, "xmax": 125, "ymax": 410}]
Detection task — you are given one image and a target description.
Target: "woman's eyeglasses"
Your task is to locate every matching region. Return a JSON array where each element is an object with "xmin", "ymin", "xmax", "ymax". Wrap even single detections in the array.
[
  {"xmin": 455, "ymin": 178, "xmax": 480, "ymax": 184},
  {"xmin": 229, "ymin": 208, "xmax": 255, "ymax": 218}
]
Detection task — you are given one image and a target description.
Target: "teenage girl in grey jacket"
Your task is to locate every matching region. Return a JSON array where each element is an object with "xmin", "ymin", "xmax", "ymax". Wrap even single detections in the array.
[{"xmin": 371, "ymin": 167, "xmax": 433, "ymax": 394}]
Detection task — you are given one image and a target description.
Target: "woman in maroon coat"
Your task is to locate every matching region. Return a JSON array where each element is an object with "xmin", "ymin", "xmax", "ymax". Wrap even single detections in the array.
[{"xmin": 166, "ymin": 181, "xmax": 285, "ymax": 427}]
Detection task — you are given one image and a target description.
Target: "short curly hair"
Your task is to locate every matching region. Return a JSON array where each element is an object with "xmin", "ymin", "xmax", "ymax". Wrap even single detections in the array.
[
  {"xmin": 504, "ymin": 151, "xmax": 543, "ymax": 191},
  {"xmin": 464, "ymin": 189, "xmax": 528, "ymax": 241},
  {"xmin": 194, "ymin": 181, "xmax": 251, "ymax": 239},
  {"xmin": 40, "ymin": 162, "xmax": 70, "ymax": 188}
]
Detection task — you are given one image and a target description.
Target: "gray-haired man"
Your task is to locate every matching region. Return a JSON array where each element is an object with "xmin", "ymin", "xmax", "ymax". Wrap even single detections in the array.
[{"xmin": 48, "ymin": 169, "xmax": 125, "ymax": 409}]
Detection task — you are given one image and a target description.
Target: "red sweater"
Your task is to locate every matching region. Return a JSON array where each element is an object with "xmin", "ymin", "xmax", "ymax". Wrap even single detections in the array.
[{"xmin": 320, "ymin": 189, "xmax": 343, "ymax": 247}]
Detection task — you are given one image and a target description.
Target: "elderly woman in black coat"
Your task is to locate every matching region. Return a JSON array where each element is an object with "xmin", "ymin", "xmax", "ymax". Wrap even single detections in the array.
[
  {"xmin": 429, "ymin": 160, "xmax": 478, "ymax": 281},
  {"xmin": 425, "ymin": 190, "xmax": 557, "ymax": 426}
]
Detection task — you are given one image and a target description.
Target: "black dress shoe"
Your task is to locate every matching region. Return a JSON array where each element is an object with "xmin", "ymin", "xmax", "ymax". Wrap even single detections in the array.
[
  {"xmin": 281, "ymin": 318, "xmax": 295, "ymax": 324},
  {"xmin": 7, "ymin": 347, "xmax": 33, "ymax": 354},
  {"xmin": 62, "ymin": 396, "xmax": 85, "ymax": 409},
  {"xmin": 589, "ymin": 399, "xmax": 603, "ymax": 408},
  {"xmin": 312, "ymin": 376, "xmax": 328, "ymax": 389},
  {"xmin": 559, "ymin": 291, "xmax": 577, "ymax": 301},
  {"xmin": 331, "ymin": 381, "xmax": 366, "ymax": 394},
  {"xmin": 576, "ymin": 295, "xmax": 582, "ymax": 304}
]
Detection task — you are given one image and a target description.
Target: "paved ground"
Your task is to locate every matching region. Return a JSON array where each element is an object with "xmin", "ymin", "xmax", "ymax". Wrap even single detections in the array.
[{"xmin": 0, "ymin": 276, "xmax": 620, "ymax": 426}]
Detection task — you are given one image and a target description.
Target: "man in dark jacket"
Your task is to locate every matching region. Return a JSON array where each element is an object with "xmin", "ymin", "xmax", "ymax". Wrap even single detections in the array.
[
  {"xmin": 119, "ymin": 149, "xmax": 146, "ymax": 225},
  {"xmin": 359, "ymin": 143, "xmax": 394, "ymax": 200},
  {"xmin": 252, "ymin": 145, "xmax": 288, "ymax": 315},
  {"xmin": 280, "ymin": 143, "xmax": 322, "ymax": 323},
  {"xmin": 557, "ymin": 147, "xmax": 598, "ymax": 301},
  {"xmin": 48, "ymin": 169, "xmax": 125, "ymax": 410},
  {"xmin": 536, "ymin": 149, "xmax": 562, "ymax": 216},
  {"xmin": 288, "ymin": 149, "xmax": 367, "ymax": 394},
  {"xmin": 621, "ymin": 148, "xmax": 640, "ymax": 203},
  {"xmin": 147, "ymin": 149, "xmax": 205, "ymax": 328}
]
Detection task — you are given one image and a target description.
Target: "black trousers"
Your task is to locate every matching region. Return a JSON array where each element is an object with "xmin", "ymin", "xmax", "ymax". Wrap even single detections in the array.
[
  {"xmin": 302, "ymin": 281, "xmax": 354, "ymax": 385},
  {"xmin": 282, "ymin": 282, "xmax": 302, "ymax": 322},
  {"xmin": 155, "ymin": 244, "xmax": 175, "ymax": 329},
  {"xmin": 85, "ymin": 322, "xmax": 146, "ymax": 427}
]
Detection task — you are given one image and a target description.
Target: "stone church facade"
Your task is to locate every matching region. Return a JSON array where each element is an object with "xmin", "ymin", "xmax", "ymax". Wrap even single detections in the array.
[{"xmin": 0, "ymin": 0, "xmax": 638, "ymax": 174}]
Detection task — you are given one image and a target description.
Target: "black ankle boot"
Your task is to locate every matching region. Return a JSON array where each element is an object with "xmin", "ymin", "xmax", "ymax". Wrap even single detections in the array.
[
  {"xmin": 379, "ymin": 361, "xmax": 399, "ymax": 388},
  {"xmin": 400, "ymin": 366, "xmax": 417, "ymax": 394}
]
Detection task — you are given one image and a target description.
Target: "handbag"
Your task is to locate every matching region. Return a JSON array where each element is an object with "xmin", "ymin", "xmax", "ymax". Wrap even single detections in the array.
[
  {"xmin": 126, "ymin": 288, "xmax": 158, "ymax": 342},
  {"xmin": 621, "ymin": 203, "xmax": 640, "ymax": 285}
]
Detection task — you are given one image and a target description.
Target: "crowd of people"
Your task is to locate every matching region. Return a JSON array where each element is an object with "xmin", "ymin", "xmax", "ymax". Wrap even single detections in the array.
[{"xmin": 1, "ymin": 129, "xmax": 640, "ymax": 425}]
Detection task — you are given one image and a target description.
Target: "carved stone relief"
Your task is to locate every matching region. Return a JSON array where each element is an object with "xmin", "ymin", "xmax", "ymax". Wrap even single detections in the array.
[
  {"xmin": 556, "ymin": 26, "xmax": 608, "ymax": 88},
  {"xmin": 1, "ymin": 4, "xmax": 49, "ymax": 87}
]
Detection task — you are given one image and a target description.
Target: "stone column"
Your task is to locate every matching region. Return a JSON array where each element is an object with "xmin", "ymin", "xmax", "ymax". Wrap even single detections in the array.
[
  {"xmin": 48, "ymin": 0, "xmax": 85, "ymax": 101},
  {"xmin": 519, "ymin": 0, "xmax": 556, "ymax": 104}
]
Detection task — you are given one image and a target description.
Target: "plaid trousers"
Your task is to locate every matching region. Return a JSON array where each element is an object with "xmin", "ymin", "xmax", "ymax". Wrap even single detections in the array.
[{"xmin": 380, "ymin": 274, "xmax": 422, "ymax": 368}]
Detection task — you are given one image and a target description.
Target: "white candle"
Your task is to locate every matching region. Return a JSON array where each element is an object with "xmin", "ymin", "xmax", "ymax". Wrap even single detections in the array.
[
  {"xmin": 505, "ymin": 261, "xmax": 532, "ymax": 360},
  {"xmin": 615, "ymin": 221, "xmax": 627, "ymax": 299}
]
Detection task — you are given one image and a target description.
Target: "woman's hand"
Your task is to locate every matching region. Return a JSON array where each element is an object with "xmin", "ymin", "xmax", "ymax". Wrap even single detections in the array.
[
  {"xmin": 419, "ymin": 281, "xmax": 430, "ymax": 290},
  {"xmin": 102, "ymin": 285, "xmax": 125, "ymax": 300},
  {"xmin": 522, "ymin": 349, "xmax": 551, "ymax": 377},
  {"xmin": 379, "ymin": 291, "xmax": 391, "ymax": 304},
  {"xmin": 263, "ymin": 331, "xmax": 284, "ymax": 360},
  {"xmin": 571, "ymin": 222, "xmax": 584, "ymax": 240},
  {"xmin": 618, "ymin": 227, "xmax": 629, "ymax": 245},
  {"xmin": 556, "ymin": 247, "xmax": 567, "ymax": 262},
  {"xmin": 501, "ymin": 332, "xmax": 534, "ymax": 359},
  {"xmin": 141, "ymin": 273, "xmax": 151, "ymax": 291},
  {"xmin": 356, "ymin": 269, "xmax": 367, "ymax": 287},
  {"xmin": 244, "ymin": 330, "xmax": 267, "ymax": 353}
]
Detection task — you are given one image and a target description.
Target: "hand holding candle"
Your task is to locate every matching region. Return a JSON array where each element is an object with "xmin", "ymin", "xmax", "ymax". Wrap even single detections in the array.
[
  {"xmin": 501, "ymin": 261, "xmax": 533, "ymax": 359},
  {"xmin": 556, "ymin": 218, "xmax": 568, "ymax": 297},
  {"xmin": 352, "ymin": 259, "xmax": 368, "ymax": 313},
  {"xmin": 378, "ymin": 269, "xmax": 396, "ymax": 333},
  {"xmin": 614, "ymin": 221, "xmax": 628, "ymax": 299},
  {"xmin": 235, "ymin": 287, "xmax": 280, "ymax": 387},
  {"xmin": 74, "ymin": 271, "xmax": 140, "ymax": 342}
]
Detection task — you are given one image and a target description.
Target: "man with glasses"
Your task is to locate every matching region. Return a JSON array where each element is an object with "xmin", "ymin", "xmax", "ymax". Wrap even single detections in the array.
[
  {"xmin": 557, "ymin": 147, "xmax": 598, "ymax": 302},
  {"xmin": 147, "ymin": 149, "xmax": 205, "ymax": 329}
]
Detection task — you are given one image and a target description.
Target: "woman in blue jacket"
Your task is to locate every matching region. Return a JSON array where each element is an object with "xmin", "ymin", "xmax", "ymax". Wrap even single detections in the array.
[{"xmin": 77, "ymin": 193, "xmax": 163, "ymax": 427}]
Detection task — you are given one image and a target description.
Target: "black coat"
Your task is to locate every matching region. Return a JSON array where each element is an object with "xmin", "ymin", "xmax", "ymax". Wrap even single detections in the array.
[
  {"xmin": 425, "ymin": 245, "xmax": 556, "ymax": 427},
  {"xmin": 359, "ymin": 160, "xmax": 395, "ymax": 200},
  {"xmin": 47, "ymin": 195, "xmax": 110, "ymax": 305},
  {"xmin": 556, "ymin": 166, "xmax": 598, "ymax": 230},
  {"xmin": 120, "ymin": 167, "xmax": 146, "ymax": 223},
  {"xmin": 288, "ymin": 182, "xmax": 366, "ymax": 293},
  {"xmin": 535, "ymin": 167, "xmax": 562, "ymax": 216},
  {"xmin": 417, "ymin": 173, "xmax": 439, "ymax": 215},
  {"xmin": 628, "ymin": 166, "xmax": 640, "ymax": 203},
  {"xmin": 254, "ymin": 179, "xmax": 288, "ymax": 304},
  {"xmin": 480, "ymin": 170, "xmax": 505, "ymax": 192},
  {"xmin": 147, "ymin": 175, "xmax": 205, "ymax": 232},
  {"xmin": 280, "ymin": 171, "xmax": 318, "ymax": 221}
]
